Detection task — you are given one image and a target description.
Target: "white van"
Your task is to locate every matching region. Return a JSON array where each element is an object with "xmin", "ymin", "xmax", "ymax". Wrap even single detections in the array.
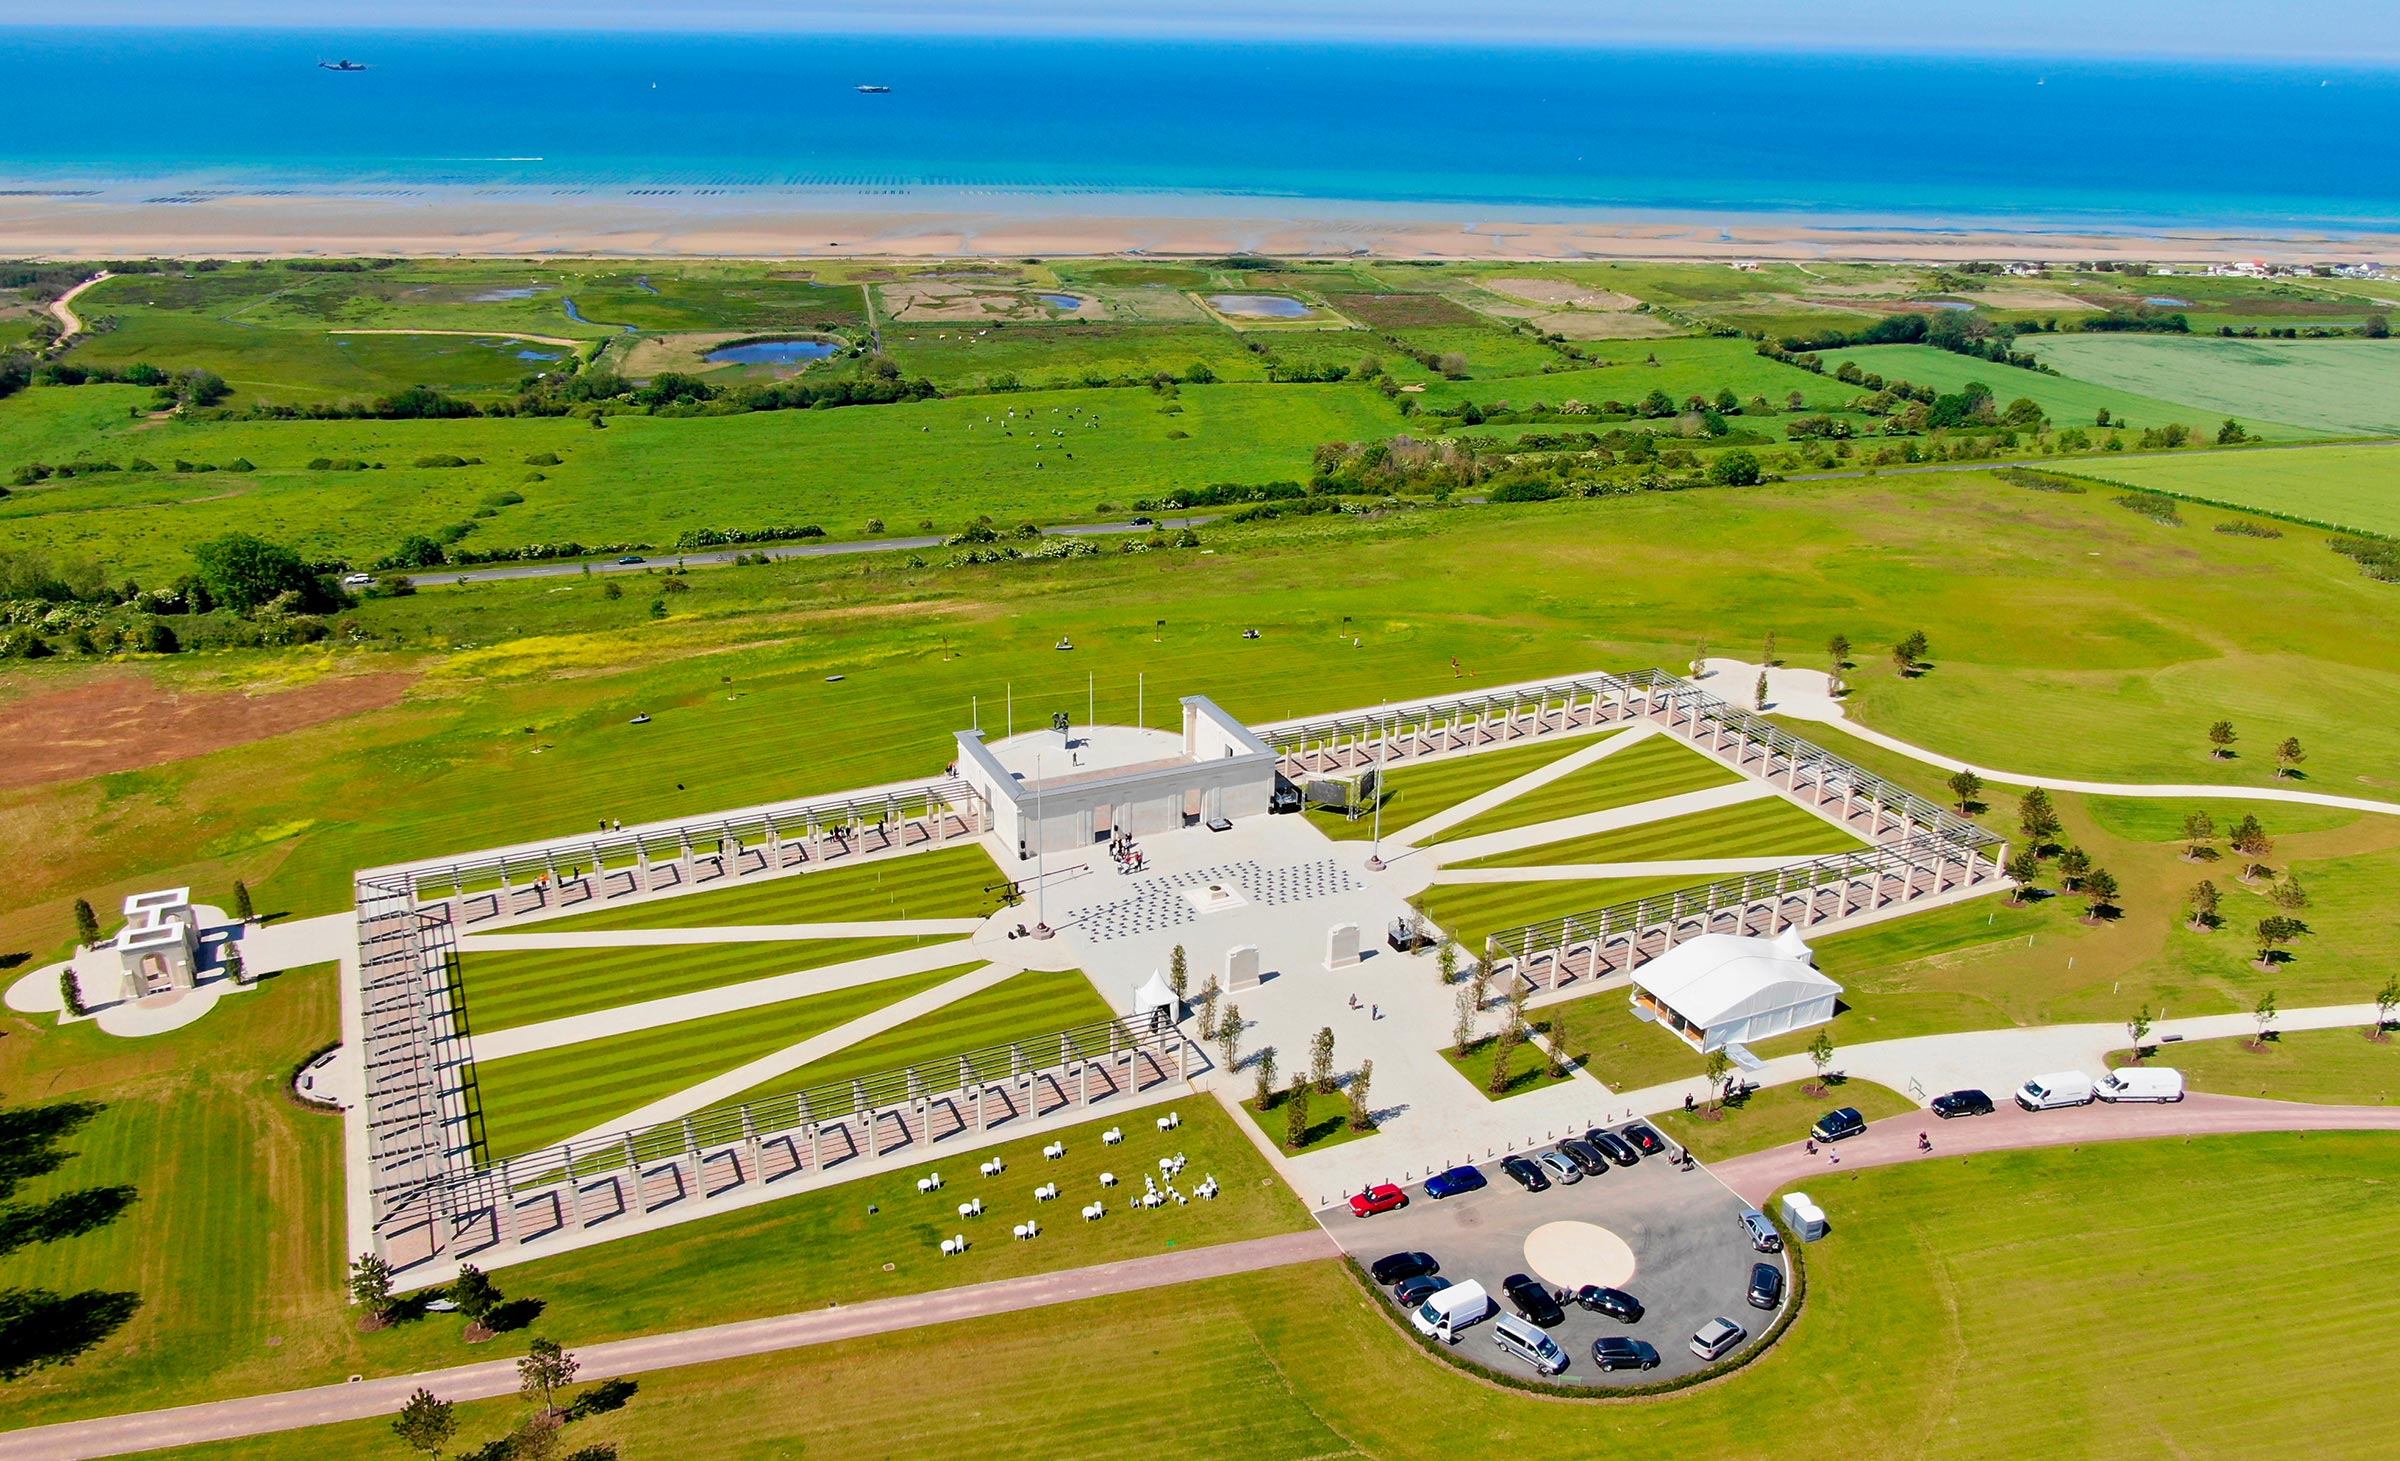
[
  {"xmin": 2095, "ymin": 1067, "xmax": 2185, "ymax": 1103},
  {"xmin": 1491, "ymin": 1313, "xmax": 1568, "ymax": 1375},
  {"xmin": 1411, "ymin": 1278, "xmax": 1491, "ymax": 1344},
  {"xmin": 2015, "ymin": 1071, "xmax": 2095, "ymax": 1110}
]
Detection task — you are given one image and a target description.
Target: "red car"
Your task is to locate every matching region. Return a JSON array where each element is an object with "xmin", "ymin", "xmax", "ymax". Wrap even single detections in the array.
[{"xmin": 1348, "ymin": 1183, "xmax": 1408, "ymax": 1217}]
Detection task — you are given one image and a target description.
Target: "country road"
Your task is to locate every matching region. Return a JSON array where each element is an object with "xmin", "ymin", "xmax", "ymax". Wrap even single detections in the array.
[{"xmin": 44, "ymin": 270, "xmax": 109, "ymax": 340}]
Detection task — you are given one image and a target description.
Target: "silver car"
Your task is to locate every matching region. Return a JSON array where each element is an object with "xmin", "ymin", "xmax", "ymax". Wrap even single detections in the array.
[
  {"xmin": 1536, "ymin": 1150, "xmax": 1583, "ymax": 1186},
  {"xmin": 1690, "ymin": 1316, "xmax": 1748, "ymax": 1361},
  {"xmin": 1738, "ymin": 1208, "xmax": 1783, "ymax": 1253}
]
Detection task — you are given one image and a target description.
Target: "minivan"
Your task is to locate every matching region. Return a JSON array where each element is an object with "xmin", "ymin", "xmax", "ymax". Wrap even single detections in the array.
[{"xmin": 1492, "ymin": 1313, "xmax": 1569, "ymax": 1375}]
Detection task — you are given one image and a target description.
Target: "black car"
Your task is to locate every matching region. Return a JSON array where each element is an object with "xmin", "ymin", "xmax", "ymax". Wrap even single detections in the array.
[
  {"xmin": 1500, "ymin": 1154, "xmax": 1551, "ymax": 1192},
  {"xmin": 1502, "ymin": 1273, "xmax": 1566, "ymax": 1328},
  {"xmin": 1393, "ymin": 1275, "xmax": 1451, "ymax": 1308},
  {"xmin": 1811, "ymin": 1106, "xmax": 1868, "ymax": 1142},
  {"xmin": 1932, "ymin": 1088, "xmax": 1996, "ymax": 1119},
  {"xmin": 1559, "ymin": 1138, "xmax": 1610, "ymax": 1176},
  {"xmin": 1591, "ymin": 1337, "xmax": 1661, "ymax": 1372},
  {"xmin": 1584, "ymin": 1129, "xmax": 1641, "ymax": 1166},
  {"xmin": 1747, "ymin": 1262, "xmax": 1786, "ymax": 1311},
  {"xmin": 1620, "ymin": 1123, "xmax": 1667, "ymax": 1156},
  {"xmin": 1370, "ymin": 1251, "xmax": 1439, "ymax": 1286},
  {"xmin": 1573, "ymin": 1285, "xmax": 1645, "ymax": 1323}
]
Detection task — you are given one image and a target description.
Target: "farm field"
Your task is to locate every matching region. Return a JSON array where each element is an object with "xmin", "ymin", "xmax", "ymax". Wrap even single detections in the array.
[
  {"xmin": 453, "ymin": 934, "xmax": 953, "ymax": 1030},
  {"xmin": 140, "ymin": 1134, "xmax": 2400, "ymax": 1461},
  {"xmin": 1416, "ymin": 334, "xmax": 1851, "ymax": 411},
  {"xmin": 2108, "ymin": 1027, "xmax": 2400, "ymax": 1104},
  {"xmin": 469, "ymin": 959, "xmax": 983, "ymax": 1157},
  {"xmin": 1453, "ymin": 792, "xmax": 1865, "ymax": 868},
  {"xmin": 2023, "ymin": 336, "xmax": 2400, "ymax": 435},
  {"xmin": 878, "ymin": 322, "xmax": 1269, "ymax": 388},
  {"xmin": 1816, "ymin": 342, "xmax": 2331, "ymax": 441},
  {"xmin": 2075, "ymin": 442, "xmax": 2400, "ymax": 536},
  {"xmin": 525, "ymin": 843, "xmax": 1008, "ymax": 931}
]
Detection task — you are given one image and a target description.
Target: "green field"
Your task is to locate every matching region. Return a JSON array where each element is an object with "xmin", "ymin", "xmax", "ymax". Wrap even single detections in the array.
[
  {"xmin": 1817, "ymin": 342, "xmax": 2330, "ymax": 441},
  {"xmin": 1656, "ymin": 1077, "xmax": 1919, "ymax": 1161},
  {"xmin": 2075, "ymin": 443, "xmax": 2400, "ymax": 535},
  {"xmin": 2110, "ymin": 1027, "xmax": 2400, "ymax": 1104},
  {"xmin": 1416, "ymin": 335, "xmax": 1849, "ymax": 411},
  {"xmin": 524, "ymin": 843, "xmax": 1007, "ymax": 930},
  {"xmin": 1436, "ymin": 734, "xmax": 1744, "ymax": 844},
  {"xmin": 879, "ymin": 323, "xmax": 1267, "ymax": 388},
  {"xmin": 454, "ymin": 935, "xmax": 952, "ymax": 1031},
  {"xmin": 733, "ymin": 966, "xmax": 1116, "ymax": 1104},
  {"xmin": 471, "ymin": 960, "xmax": 981, "ymax": 1157},
  {"xmin": 1412, "ymin": 874, "xmax": 1708, "ymax": 954},
  {"xmin": 1304, "ymin": 730, "xmax": 1621, "ymax": 842},
  {"xmin": 2025, "ymin": 335, "xmax": 2400, "ymax": 436},
  {"xmin": 140, "ymin": 1133, "xmax": 2400, "ymax": 1460},
  {"xmin": 1454, "ymin": 791, "xmax": 1864, "ymax": 868}
]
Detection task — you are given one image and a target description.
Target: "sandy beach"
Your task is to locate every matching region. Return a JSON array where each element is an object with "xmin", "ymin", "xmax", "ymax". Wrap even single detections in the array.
[{"xmin": 2, "ymin": 189, "xmax": 2394, "ymax": 264}]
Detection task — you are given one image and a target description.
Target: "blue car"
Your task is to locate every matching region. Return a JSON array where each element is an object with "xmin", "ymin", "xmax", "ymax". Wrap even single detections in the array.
[{"xmin": 1425, "ymin": 1164, "xmax": 1487, "ymax": 1199}]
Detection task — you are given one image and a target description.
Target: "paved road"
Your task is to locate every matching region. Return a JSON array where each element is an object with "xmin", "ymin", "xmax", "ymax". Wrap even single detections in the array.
[
  {"xmin": 434, "ymin": 513, "xmax": 1218, "ymax": 584},
  {"xmin": 1712, "ymin": 1092, "xmax": 2400, "ymax": 1205},
  {"xmin": 0, "ymin": 1230, "xmax": 1338, "ymax": 1461}
]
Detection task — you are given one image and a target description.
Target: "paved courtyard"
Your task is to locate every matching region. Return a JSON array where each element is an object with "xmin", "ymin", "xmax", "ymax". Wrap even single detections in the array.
[{"xmin": 1319, "ymin": 1141, "xmax": 1785, "ymax": 1385}]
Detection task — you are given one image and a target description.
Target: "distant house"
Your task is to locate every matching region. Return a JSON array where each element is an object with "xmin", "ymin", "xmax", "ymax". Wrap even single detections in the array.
[{"xmin": 1628, "ymin": 926, "xmax": 1841, "ymax": 1054}]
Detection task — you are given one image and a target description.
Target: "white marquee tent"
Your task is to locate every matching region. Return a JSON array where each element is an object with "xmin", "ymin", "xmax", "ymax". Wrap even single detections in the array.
[
  {"xmin": 1131, "ymin": 970, "xmax": 1181, "ymax": 1030},
  {"xmin": 1628, "ymin": 926, "xmax": 1841, "ymax": 1053}
]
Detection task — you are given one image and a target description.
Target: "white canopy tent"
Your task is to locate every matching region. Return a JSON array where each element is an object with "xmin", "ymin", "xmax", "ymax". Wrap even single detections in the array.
[
  {"xmin": 1628, "ymin": 926, "xmax": 1841, "ymax": 1053},
  {"xmin": 1131, "ymin": 970, "xmax": 1181, "ymax": 1029}
]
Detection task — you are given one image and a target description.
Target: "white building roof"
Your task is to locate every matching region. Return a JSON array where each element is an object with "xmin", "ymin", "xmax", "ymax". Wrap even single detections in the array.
[{"xmin": 1631, "ymin": 927, "xmax": 1840, "ymax": 1030}]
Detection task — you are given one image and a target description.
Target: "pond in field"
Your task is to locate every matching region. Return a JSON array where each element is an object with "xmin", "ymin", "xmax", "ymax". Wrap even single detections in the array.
[
  {"xmin": 470, "ymin": 285, "xmax": 549, "ymax": 302},
  {"xmin": 1037, "ymin": 293, "xmax": 1084, "ymax": 309},
  {"xmin": 705, "ymin": 337, "xmax": 839, "ymax": 365},
  {"xmin": 2145, "ymin": 296, "xmax": 2192, "ymax": 307},
  {"xmin": 1207, "ymin": 293, "xmax": 1313, "ymax": 318}
]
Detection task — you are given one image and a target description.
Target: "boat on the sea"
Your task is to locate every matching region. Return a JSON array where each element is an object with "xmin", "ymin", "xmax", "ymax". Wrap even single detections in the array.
[
  {"xmin": 318, "ymin": 59, "xmax": 369, "ymax": 72},
  {"xmin": 855, "ymin": 84, "xmax": 890, "ymax": 94}
]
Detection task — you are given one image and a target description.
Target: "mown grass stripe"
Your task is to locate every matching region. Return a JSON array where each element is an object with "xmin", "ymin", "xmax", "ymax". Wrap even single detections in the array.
[
  {"xmin": 456, "ymin": 935, "xmax": 951, "ymax": 1032},
  {"xmin": 522, "ymin": 843, "xmax": 1008, "ymax": 932},
  {"xmin": 1458, "ymin": 793, "xmax": 1864, "ymax": 868}
]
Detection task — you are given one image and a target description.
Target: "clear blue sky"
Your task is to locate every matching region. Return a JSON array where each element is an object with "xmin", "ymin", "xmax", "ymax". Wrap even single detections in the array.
[{"xmin": 3, "ymin": 1, "xmax": 2397, "ymax": 63}]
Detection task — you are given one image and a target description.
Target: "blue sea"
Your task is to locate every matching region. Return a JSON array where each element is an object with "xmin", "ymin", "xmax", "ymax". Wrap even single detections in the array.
[{"xmin": 4, "ymin": 27, "xmax": 2399, "ymax": 230}]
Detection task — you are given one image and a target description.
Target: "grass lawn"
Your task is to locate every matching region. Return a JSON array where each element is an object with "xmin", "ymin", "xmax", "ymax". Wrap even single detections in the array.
[
  {"xmin": 732, "ymin": 967, "xmax": 1115, "ymax": 1104},
  {"xmin": 2076, "ymin": 443, "xmax": 2400, "ymax": 536},
  {"xmin": 1440, "ymin": 1029, "xmax": 1583, "ymax": 1101},
  {"xmin": 2023, "ymin": 335, "xmax": 2400, "ymax": 437},
  {"xmin": 452, "ymin": 934, "xmax": 952, "ymax": 1031},
  {"xmin": 469, "ymin": 961, "xmax": 982, "ymax": 1157},
  {"xmin": 522, "ymin": 843, "xmax": 1008, "ymax": 930},
  {"xmin": 1433, "ymin": 734, "xmax": 1742, "ymax": 845},
  {"xmin": 148, "ymin": 1133, "xmax": 2400, "ymax": 1460},
  {"xmin": 1304, "ymin": 728, "xmax": 1620, "ymax": 842},
  {"xmin": 2080, "ymin": 794, "xmax": 2357, "ymax": 842},
  {"xmin": 1413, "ymin": 334, "xmax": 1851, "ymax": 412},
  {"xmin": 1411, "ymin": 874, "xmax": 1704, "ymax": 954},
  {"xmin": 1454, "ymin": 792, "xmax": 1864, "ymax": 868},
  {"xmin": 1817, "ymin": 342, "xmax": 2330, "ymax": 441},
  {"xmin": 2108, "ymin": 1026, "xmax": 2400, "ymax": 1104},
  {"xmin": 1659, "ymin": 1077, "xmax": 1918, "ymax": 1163},
  {"xmin": 1238, "ymin": 1086, "xmax": 1375, "ymax": 1155}
]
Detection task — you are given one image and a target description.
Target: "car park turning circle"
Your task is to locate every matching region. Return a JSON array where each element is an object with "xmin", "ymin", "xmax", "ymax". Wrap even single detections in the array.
[{"xmin": 1522, "ymin": 1220, "xmax": 1637, "ymax": 1291}]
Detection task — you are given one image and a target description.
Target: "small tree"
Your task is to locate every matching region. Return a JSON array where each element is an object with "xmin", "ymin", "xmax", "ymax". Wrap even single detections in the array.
[
  {"xmin": 2018, "ymin": 787, "xmax": 2062, "ymax": 849},
  {"xmin": 1689, "ymin": 636, "xmax": 1710, "ymax": 676},
  {"xmin": 1753, "ymin": 670, "xmax": 1769, "ymax": 709},
  {"xmin": 2004, "ymin": 848, "xmax": 2042, "ymax": 902},
  {"xmin": 1311, "ymin": 1026, "xmax": 1337, "ymax": 1094},
  {"xmin": 2275, "ymin": 736, "xmax": 2306, "ymax": 778},
  {"xmin": 2125, "ymin": 1004, "xmax": 2154, "ymax": 1057},
  {"xmin": 1946, "ymin": 767, "xmax": 1983, "ymax": 811},
  {"xmin": 1215, "ymin": 1004, "xmax": 1243, "ymax": 1077},
  {"xmin": 1761, "ymin": 629, "xmax": 1778, "ymax": 666},
  {"xmin": 1196, "ymin": 974, "xmax": 1220, "ymax": 1041},
  {"xmin": 1167, "ymin": 944, "xmax": 1188, "ymax": 1003},
  {"xmin": 1452, "ymin": 985, "xmax": 1476, "ymax": 1050},
  {"xmin": 1468, "ymin": 961, "xmax": 1491, "ymax": 1016},
  {"xmin": 1702, "ymin": 1048, "xmax": 1733, "ymax": 1109},
  {"xmin": 2270, "ymin": 874, "xmax": 2309, "ymax": 913},
  {"xmin": 2080, "ymin": 866, "xmax": 2120, "ymax": 920},
  {"xmin": 392, "ymin": 1387, "xmax": 457, "ymax": 1460},
  {"xmin": 1806, "ymin": 1029, "xmax": 1835, "ymax": 1094},
  {"xmin": 2056, "ymin": 845, "xmax": 2091, "ymax": 890},
  {"xmin": 73, "ymin": 898, "xmax": 101, "ymax": 949},
  {"xmin": 1893, "ymin": 629, "xmax": 1929, "ymax": 674},
  {"xmin": 517, "ymin": 1336, "xmax": 579, "ymax": 1421},
  {"xmin": 2207, "ymin": 720, "xmax": 2237, "ymax": 759},
  {"xmin": 2180, "ymin": 810, "xmax": 2216, "ymax": 860},
  {"xmin": 349, "ymin": 1252, "xmax": 395, "ymax": 1320},
  {"xmin": 1284, "ymin": 1078, "xmax": 1312, "ymax": 1148},
  {"xmin": 1826, "ymin": 632, "xmax": 1851, "ymax": 669},
  {"xmin": 231, "ymin": 879, "xmax": 255, "ymax": 922},
  {"xmin": 2373, "ymin": 977, "xmax": 2398, "ymax": 1040},
  {"xmin": 2251, "ymin": 988, "xmax": 2280, "ymax": 1044},
  {"xmin": 1253, "ymin": 1046, "xmax": 1278, "ymax": 1107},
  {"xmin": 1347, "ymin": 1059, "xmax": 1376, "ymax": 1131},
  {"xmin": 1436, "ymin": 939, "xmax": 1458, "ymax": 986},
  {"xmin": 2228, "ymin": 814, "xmax": 2271, "ymax": 859},
  {"xmin": 1487, "ymin": 1025, "xmax": 1518, "ymax": 1095},
  {"xmin": 450, "ymin": 1264, "xmax": 502, "ymax": 1327},
  {"xmin": 1543, "ymin": 1004, "xmax": 1573, "ymax": 1080},
  {"xmin": 2187, "ymin": 879, "xmax": 2221, "ymax": 930},
  {"xmin": 2254, "ymin": 919, "xmax": 2303, "ymax": 971},
  {"xmin": 59, "ymin": 969, "xmax": 87, "ymax": 1018}
]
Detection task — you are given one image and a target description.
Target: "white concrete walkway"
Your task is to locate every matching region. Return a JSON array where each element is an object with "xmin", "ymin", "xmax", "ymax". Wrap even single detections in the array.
[
  {"xmin": 457, "ymin": 919, "xmax": 982, "ymax": 950},
  {"xmin": 1711, "ymin": 658, "xmax": 2400, "ymax": 816},
  {"xmin": 466, "ymin": 938, "xmax": 978, "ymax": 1062},
  {"xmin": 1410, "ymin": 780, "xmax": 1770, "ymax": 868}
]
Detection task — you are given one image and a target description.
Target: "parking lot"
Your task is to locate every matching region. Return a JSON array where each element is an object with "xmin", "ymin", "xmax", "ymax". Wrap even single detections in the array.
[{"xmin": 1321, "ymin": 1136, "xmax": 1789, "ymax": 1386}]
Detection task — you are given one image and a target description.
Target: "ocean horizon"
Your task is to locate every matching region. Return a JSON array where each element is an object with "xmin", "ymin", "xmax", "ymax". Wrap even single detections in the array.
[{"xmin": 6, "ymin": 27, "xmax": 2400, "ymax": 233}]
